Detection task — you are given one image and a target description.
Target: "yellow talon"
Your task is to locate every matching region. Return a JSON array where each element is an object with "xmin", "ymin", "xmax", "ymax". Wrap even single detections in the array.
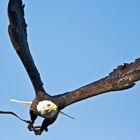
[{"xmin": 35, "ymin": 129, "xmax": 43, "ymax": 135}]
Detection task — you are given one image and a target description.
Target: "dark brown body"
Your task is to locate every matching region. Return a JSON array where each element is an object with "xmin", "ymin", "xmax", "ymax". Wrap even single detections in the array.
[{"xmin": 28, "ymin": 92, "xmax": 60, "ymax": 134}]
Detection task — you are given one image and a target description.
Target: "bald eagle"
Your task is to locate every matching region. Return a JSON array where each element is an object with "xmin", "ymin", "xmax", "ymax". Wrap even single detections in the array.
[{"xmin": 1, "ymin": 0, "xmax": 140, "ymax": 135}]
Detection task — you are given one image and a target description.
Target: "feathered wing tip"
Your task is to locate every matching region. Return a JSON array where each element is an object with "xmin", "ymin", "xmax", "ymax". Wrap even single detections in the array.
[{"xmin": 10, "ymin": 99, "xmax": 32, "ymax": 106}]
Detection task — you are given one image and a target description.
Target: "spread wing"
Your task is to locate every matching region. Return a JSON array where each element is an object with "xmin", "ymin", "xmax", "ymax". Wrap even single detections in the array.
[
  {"xmin": 7, "ymin": 0, "xmax": 140, "ymax": 109},
  {"xmin": 55, "ymin": 58, "xmax": 140, "ymax": 109},
  {"xmin": 8, "ymin": 0, "xmax": 45, "ymax": 93}
]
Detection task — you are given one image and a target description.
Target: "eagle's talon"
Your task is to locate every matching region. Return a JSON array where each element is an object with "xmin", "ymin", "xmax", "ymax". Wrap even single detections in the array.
[
  {"xmin": 27, "ymin": 122, "xmax": 34, "ymax": 131},
  {"xmin": 45, "ymin": 127, "xmax": 48, "ymax": 132},
  {"xmin": 34, "ymin": 129, "xmax": 43, "ymax": 135}
]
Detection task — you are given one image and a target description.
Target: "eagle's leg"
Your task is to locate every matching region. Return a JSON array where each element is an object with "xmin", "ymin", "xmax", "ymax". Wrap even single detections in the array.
[
  {"xmin": 28, "ymin": 109, "xmax": 37, "ymax": 131},
  {"xmin": 34, "ymin": 119, "xmax": 49, "ymax": 135}
]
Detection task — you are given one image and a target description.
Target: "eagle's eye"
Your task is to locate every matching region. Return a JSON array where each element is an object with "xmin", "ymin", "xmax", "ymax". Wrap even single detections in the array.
[{"xmin": 47, "ymin": 104, "xmax": 51, "ymax": 107}]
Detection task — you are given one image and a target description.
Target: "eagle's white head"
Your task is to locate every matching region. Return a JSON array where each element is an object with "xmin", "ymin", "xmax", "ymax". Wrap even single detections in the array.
[{"xmin": 37, "ymin": 100, "xmax": 58, "ymax": 119}]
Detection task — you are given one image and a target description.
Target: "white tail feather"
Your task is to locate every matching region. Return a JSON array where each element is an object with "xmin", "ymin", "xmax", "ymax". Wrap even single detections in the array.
[
  {"xmin": 10, "ymin": 99, "xmax": 75, "ymax": 119},
  {"xmin": 10, "ymin": 99, "xmax": 32, "ymax": 106}
]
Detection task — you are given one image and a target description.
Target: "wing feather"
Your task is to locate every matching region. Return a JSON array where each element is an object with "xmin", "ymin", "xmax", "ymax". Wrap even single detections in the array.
[
  {"xmin": 55, "ymin": 58, "xmax": 140, "ymax": 109},
  {"xmin": 8, "ymin": 0, "xmax": 45, "ymax": 93}
]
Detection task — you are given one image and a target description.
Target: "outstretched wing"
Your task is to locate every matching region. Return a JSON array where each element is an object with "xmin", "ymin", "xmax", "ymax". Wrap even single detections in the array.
[
  {"xmin": 8, "ymin": 0, "xmax": 45, "ymax": 93},
  {"xmin": 55, "ymin": 58, "xmax": 140, "ymax": 109}
]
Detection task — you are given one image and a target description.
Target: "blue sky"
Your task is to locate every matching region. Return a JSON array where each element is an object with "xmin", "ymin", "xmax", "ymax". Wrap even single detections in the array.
[{"xmin": 0, "ymin": 0, "xmax": 140, "ymax": 139}]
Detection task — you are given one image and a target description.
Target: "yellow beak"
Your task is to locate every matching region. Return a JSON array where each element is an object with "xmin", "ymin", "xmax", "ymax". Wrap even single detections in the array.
[{"xmin": 49, "ymin": 105, "xmax": 57, "ymax": 111}]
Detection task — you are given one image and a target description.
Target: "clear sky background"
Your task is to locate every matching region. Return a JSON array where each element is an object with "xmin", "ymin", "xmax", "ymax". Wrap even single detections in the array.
[{"xmin": 0, "ymin": 0, "xmax": 140, "ymax": 139}]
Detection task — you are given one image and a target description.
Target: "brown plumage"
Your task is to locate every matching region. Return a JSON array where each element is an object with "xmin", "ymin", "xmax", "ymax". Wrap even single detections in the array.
[{"xmin": 2, "ymin": 0, "xmax": 140, "ymax": 135}]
